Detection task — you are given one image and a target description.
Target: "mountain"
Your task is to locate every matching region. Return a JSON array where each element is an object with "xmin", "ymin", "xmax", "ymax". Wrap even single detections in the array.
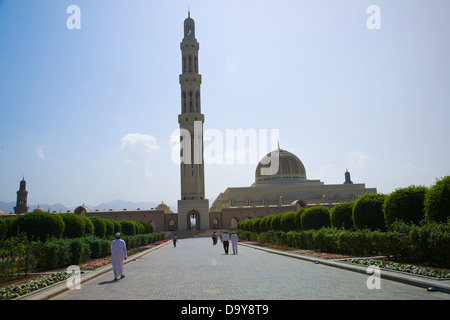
[{"xmin": 0, "ymin": 200, "xmax": 176, "ymax": 214}]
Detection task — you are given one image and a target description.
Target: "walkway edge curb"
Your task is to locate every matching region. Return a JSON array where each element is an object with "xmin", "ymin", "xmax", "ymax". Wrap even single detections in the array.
[{"xmin": 240, "ymin": 243, "xmax": 450, "ymax": 294}]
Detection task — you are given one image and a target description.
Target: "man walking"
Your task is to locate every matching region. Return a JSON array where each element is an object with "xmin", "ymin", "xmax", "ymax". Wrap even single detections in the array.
[
  {"xmin": 231, "ymin": 231, "xmax": 238, "ymax": 254},
  {"xmin": 173, "ymin": 233, "xmax": 178, "ymax": 247},
  {"xmin": 110, "ymin": 232, "xmax": 127, "ymax": 281},
  {"xmin": 222, "ymin": 231, "xmax": 230, "ymax": 254}
]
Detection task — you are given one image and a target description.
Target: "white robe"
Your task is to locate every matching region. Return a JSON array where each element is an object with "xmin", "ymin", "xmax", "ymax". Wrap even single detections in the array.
[
  {"xmin": 110, "ymin": 239, "xmax": 127, "ymax": 279},
  {"xmin": 231, "ymin": 233, "xmax": 238, "ymax": 253}
]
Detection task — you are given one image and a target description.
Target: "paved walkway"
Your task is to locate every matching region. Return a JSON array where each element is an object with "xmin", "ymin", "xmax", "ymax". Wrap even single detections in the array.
[{"xmin": 22, "ymin": 237, "xmax": 450, "ymax": 300}]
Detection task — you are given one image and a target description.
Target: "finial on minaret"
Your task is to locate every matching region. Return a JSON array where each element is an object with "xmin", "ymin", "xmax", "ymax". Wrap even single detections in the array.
[
  {"xmin": 277, "ymin": 139, "xmax": 280, "ymax": 151},
  {"xmin": 188, "ymin": 7, "xmax": 190, "ymax": 18}
]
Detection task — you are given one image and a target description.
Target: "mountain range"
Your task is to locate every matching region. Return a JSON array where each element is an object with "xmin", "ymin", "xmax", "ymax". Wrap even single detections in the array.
[{"xmin": 0, "ymin": 200, "xmax": 175, "ymax": 214}]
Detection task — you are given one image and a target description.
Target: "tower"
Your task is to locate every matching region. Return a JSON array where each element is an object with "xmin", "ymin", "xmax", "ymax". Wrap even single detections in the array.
[
  {"xmin": 177, "ymin": 12, "xmax": 209, "ymax": 230},
  {"xmin": 14, "ymin": 177, "xmax": 29, "ymax": 214},
  {"xmin": 344, "ymin": 169, "xmax": 353, "ymax": 184}
]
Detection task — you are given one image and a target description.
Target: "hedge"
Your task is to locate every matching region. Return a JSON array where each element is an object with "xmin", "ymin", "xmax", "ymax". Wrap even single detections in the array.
[
  {"xmin": 301, "ymin": 206, "xmax": 331, "ymax": 230},
  {"xmin": 60, "ymin": 213, "xmax": 85, "ymax": 239},
  {"xmin": 425, "ymin": 176, "xmax": 450, "ymax": 223},
  {"xmin": 31, "ymin": 232, "xmax": 164, "ymax": 270},
  {"xmin": 353, "ymin": 194, "xmax": 387, "ymax": 231},
  {"xmin": 237, "ymin": 220, "xmax": 450, "ymax": 267},
  {"xmin": 11, "ymin": 212, "xmax": 65, "ymax": 241},
  {"xmin": 330, "ymin": 202, "xmax": 354, "ymax": 229},
  {"xmin": 384, "ymin": 185, "xmax": 427, "ymax": 226}
]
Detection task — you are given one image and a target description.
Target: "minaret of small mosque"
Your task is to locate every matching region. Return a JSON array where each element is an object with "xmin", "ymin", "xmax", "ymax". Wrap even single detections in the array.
[
  {"xmin": 14, "ymin": 177, "xmax": 29, "ymax": 214},
  {"xmin": 177, "ymin": 12, "xmax": 209, "ymax": 230},
  {"xmin": 344, "ymin": 169, "xmax": 353, "ymax": 184}
]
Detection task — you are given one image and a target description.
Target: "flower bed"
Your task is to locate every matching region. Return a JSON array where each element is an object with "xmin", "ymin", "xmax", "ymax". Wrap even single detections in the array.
[
  {"xmin": 345, "ymin": 258, "xmax": 450, "ymax": 279},
  {"xmin": 0, "ymin": 272, "xmax": 72, "ymax": 300},
  {"xmin": 291, "ymin": 250, "xmax": 350, "ymax": 259}
]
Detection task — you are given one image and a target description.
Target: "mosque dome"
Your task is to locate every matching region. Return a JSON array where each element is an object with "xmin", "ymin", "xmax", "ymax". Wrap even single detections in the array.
[
  {"xmin": 255, "ymin": 147, "xmax": 307, "ymax": 184},
  {"xmin": 156, "ymin": 201, "xmax": 174, "ymax": 214},
  {"xmin": 33, "ymin": 206, "xmax": 44, "ymax": 213}
]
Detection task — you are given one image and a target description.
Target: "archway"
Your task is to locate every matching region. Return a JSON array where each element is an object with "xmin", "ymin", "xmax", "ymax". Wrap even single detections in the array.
[
  {"xmin": 187, "ymin": 210, "xmax": 200, "ymax": 231},
  {"xmin": 230, "ymin": 217, "xmax": 238, "ymax": 230}
]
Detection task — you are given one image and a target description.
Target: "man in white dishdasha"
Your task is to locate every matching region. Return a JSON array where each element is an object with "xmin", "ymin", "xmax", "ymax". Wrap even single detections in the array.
[{"xmin": 110, "ymin": 232, "xmax": 127, "ymax": 281}]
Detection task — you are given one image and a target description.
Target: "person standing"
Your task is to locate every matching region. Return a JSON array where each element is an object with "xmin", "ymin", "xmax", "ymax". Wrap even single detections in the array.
[
  {"xmin": 212, "ymin": 232, "xmax": 217, "ymax": 245},
  {"xmin": 222, "ymin": 231, "xmax": 230, "ymax": 254},
  {"xmin": 110, "ymin": 232, "xmax": 127, "ymax": 281},
  {"xmin": 173, "ymin": 233, "xmax": 178, "ymax": 247},
  {"xmin": 231, "ymin": 231, "xmax": 238, "ymax": 255}
]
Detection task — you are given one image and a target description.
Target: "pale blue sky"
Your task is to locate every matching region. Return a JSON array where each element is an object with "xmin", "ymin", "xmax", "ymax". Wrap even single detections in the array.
[{"xmin": 1, "ymin": 0, "xmax": 449, "ymax": 211}]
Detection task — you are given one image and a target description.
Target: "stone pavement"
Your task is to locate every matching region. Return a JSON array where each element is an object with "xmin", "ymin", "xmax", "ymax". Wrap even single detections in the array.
[{"xmin": 21, "ymin": 237, "xmax": 450, "ymax": 300}]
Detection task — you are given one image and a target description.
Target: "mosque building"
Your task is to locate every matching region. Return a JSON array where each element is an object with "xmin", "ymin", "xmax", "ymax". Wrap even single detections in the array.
[{"xmin": 2, "ymin": 13, "xmax": 377, "ymax": 235}]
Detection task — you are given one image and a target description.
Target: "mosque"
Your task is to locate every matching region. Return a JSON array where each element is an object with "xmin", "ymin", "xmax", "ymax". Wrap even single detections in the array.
[{"xmin": 2, "ymin": 13, "xmax": 377, "ymax": 235}]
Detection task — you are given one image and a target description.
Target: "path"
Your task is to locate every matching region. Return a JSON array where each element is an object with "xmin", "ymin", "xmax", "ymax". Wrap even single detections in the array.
[{"xmin": 51, "ymin": 237, "xmax": 449, "ymax": 300}]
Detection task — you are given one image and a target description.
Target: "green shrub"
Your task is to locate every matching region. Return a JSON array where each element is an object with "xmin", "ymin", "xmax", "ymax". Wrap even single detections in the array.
[
  {"xmin": 90, "ymin": 217, "xmax": 106, "ymax": 238},
  {"xmin": 353, "ymin": 194, "xmax": 386, "ymax": 231},
  {"xmin": 330, "ymin": 202, "xmax": 354, "ymax": 229},
  {"xmin": 103, "ymin": 219, "xmax": 115, "ymax": 238},
  {"xmin": 270, "ymin": 214, "xmax": 282, "ymax": 231},
  {"xmin": 81, "ymin": 216, "xmax": 94, "ymax": 236},
  {"xmin": 37, "ymin": 238, "xmax": 71, "ymax": 269},
  {"xmin": 384, "ymin": 185, "xmax": 427, "ymax": 226},
  {"xmin": 12, "ymin": 212, "xmax": 65, "ymax": 241},
  {"xmin": 280, "ymin": 211, "xmax": 299, "ymax": 232},
  {"xmin": 424, "ymin": 176, "xmax": 450, "ymax": 223},
  {"xmin": 4, "ymin": 218, "xmax": 16, "ymax": 238},
  {"xmin": 120, "ymin": 220, "xmax": 136, "ymax": 236},
  {"xmin": 61, "ymin": 213, "xmax": 85, "ymax": 238},
  {"xmin": 84, "ymin": 237, "xmax": 103, "ymax": 259},
  {"xmin": 301, "ymin": 206, "xmax": 331, "ymax": 230},
  {"xmin": 0, "ymin": 219, "xmax": 6, "ymax": 239}
]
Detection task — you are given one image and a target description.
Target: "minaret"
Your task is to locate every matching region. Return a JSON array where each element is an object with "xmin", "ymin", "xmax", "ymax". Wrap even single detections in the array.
[
  {"xmin": 177, "ymin": 12, "xmax": 209, "ymax": 230},
  {"xmin": 14, "ymin": 177, "xmax": 29, "ymax": 214},
  {"xmin": 344, "ymin": 169, "xmax": 353, "ymax": 184}
]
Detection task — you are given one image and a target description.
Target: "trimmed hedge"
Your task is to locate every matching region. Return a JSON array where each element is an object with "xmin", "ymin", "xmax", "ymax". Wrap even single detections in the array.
[
  {"xmin": 384, "ymin": 185, "xmax": 427, "ymax": 226},
  {"xmin": 301, "ymin": 206, "xmax": 331, "ymax": 230},
  {"xmin": 60, "ymin": 213, "xmax": 85, "ymax": 238},
  {"xmin": 353, "ymin": 194, "xmax": 387, "ymax": 231},
  {"xmin": 237, "ymin": 220, "xmax": 450, "ymax": 267},
  {"xmin": 330, "ymin": 202, "xmax": 354, "ymax": 229},
  {"xmin": 11, "ymin": 212, "xmax": 65, "ymax": 241},
  {"xmin": 425, "ymin": 176, "xmax": 450, "ymax": 223}
]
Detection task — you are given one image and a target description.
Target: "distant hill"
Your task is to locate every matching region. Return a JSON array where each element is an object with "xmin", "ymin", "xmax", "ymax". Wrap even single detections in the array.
[{"xmin": 0, "ymin": 200, "xmax": 175, "ymax": 214}]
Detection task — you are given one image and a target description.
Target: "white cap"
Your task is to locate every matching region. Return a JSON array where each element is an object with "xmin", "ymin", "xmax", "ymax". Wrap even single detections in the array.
[{"xmin": 115, "ymin": 232, "xmax": 121, "ymax": 237}]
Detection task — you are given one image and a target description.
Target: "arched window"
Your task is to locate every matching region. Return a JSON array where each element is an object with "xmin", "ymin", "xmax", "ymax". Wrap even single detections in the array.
[
  {"xmin": 194, "ymin": 56, "xmax": 198, "ymax": 73},
  {"xmin": 183, "ymin": 56, "xmax": 186, "ymax": 73},
  {"xmin": 188, "ymin": 56, "xmax": 192, "ymax": 72},
  {"xmin": 182, "ymin": 91, "xmax": 186, "ymax": 113},
  {"xmin": 195, "ymin": 91, "xmax": 199, "ymax": 112},
  {"xmin": 189, "ymin": 91, "xmax": 193, "ymax": 112}
]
